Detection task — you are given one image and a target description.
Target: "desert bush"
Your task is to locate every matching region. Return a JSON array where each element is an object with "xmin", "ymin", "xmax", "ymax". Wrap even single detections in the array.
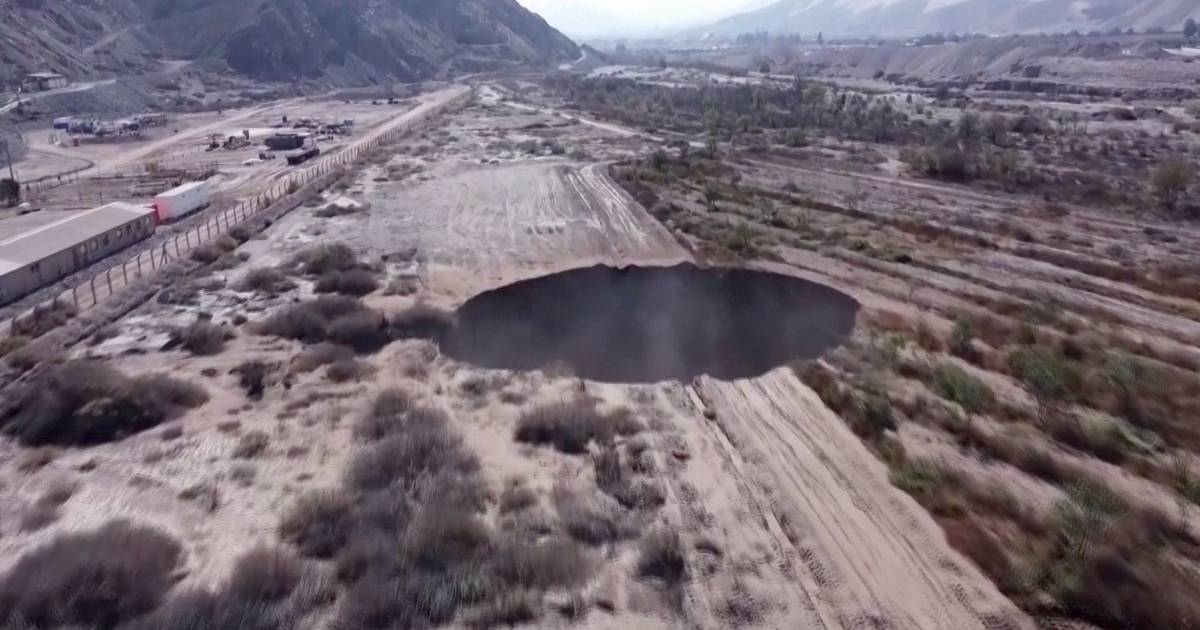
[
  {"xmin": 326, "ymin": 359, "xmax": 375, "ymax": 383},
  {"xmin": 260, "ymin": 297, "xmax": 390, "ymax": 352},
  {"xmin": 11, "ymin": 300, "xmax": 76, "ymax": 339},
  {"xmin": 514, "ymin": 400, "xmax": 642, "ymax": 454},
  {"xmin": 173, "ymin": 320, "xmax": 232, "ymax": 356},
  {"xmin": 315, "ymin": 269, "xmax": 380, "ymax": 297},
  {"xmin": 934, "ymin": 364, "xmax": 994, "ymax": 415},
  {"xmin": 0, "ymin": 520, "xmax": 182, "ymax": 627},
  {"xmin": 0, "ymin": 335, "xmax": 29, "ymax": 358},
  {"xmin": 289, "ymin": 243, "xmax": 359, "ymax": 276},
  {"xmin": 347, "ymin": 426, "xmax": 481, "ymax": 498},
  {"xmin": 353, "ymin": 388, "xmax": 419, "ymax": 441},
  {"xmin": 191, "ymin": 236, "xmax": 240, "ymax": 264},
  {"xmin": 1151, "ymin": 157, "xmax": 1193, "ymax": 211},
  {"xmin": 553, "ymin": 486, "xmax": 638, "ymax": 545},
  {"xmin": 383, "ymin": 277, "xmax": 420, "ymax": 296},
  {"xmin": 233, "ymin": 360, "xmax": 273, "ymax": 400},
  {"xmin": 793, "ymin": 361, "xmax": 852, "ymax": 414},
  {"xmin": 1008, "ymin": 345, "xmax": 1080, "ymax": 412},
  {"xmin": 949, "ymin": 318, "xmax": 978, "ymax": 361},
  {"xmin": 499, "ymin": 481, "xmax": 539, "ymax": 514},
  {"xmin": 237, "ymin": 267, "xmax": 296, "ymax": 295},
  {"xmin": 2, "ymin": 361, "xmax": 207, "ymax": 446},
  {"xmin": 637, "ymin": 528, "xmax": 687, "ymax": 583},
  {"xmin": 127, "ymin": 546, "xmax": 333, "ymax": 630},
  {"xmin": 468, "ymin": 591, "xmax": 539, "ymax": 628},
  {"xmin": 281, "ymin": 490, "xmax": 355, "ymax": 559},
  {"xmin": 327, "ymin": 310, "xmax": 392, "ymax": 353},
  {"xmin": 228, "ymin": 224, "xmax": 253, "ymax": 243},
  {"xmin": 292, "ymin": 342, "xmax": 355, "ymax": 374},
  {"xmin": 232, "ymin": 430, "xmax": 270, "ymax": 459},
  {"xmin": 390, "ymin": 303, "xmax": 455, "ymax": 340}
]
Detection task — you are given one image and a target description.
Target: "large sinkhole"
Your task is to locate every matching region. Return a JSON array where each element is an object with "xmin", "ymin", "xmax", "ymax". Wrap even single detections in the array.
[{"xmin": 440, "ymin": 263, "xmax": 860, "ymax": 383}]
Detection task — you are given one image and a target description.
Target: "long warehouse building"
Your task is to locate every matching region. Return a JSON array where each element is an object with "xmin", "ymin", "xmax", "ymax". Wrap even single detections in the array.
[{"xmin": 0, "ymin": 203, "xmax": 157, "ymax": 306}]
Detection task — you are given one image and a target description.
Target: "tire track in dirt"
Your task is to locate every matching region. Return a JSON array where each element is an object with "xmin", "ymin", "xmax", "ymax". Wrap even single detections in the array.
[{"xmin": 692, "ymin": 370, "xmax": 1034, "ymax": 630}]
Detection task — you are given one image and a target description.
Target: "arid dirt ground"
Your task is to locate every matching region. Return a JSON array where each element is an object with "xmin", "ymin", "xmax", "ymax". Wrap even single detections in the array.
[{"xmin": 1, "ymin": 65, "xmax": 1199, "ymax": 630}]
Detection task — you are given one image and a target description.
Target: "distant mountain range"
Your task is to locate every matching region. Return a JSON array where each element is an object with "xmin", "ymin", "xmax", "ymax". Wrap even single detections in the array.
[
  {"xmin": 694, "ymin": 0, "xmax": 1200, "ymax": 38},
  {"xmin": 0, "ymin": 0, "xmax": 578, "ymax": 84}
]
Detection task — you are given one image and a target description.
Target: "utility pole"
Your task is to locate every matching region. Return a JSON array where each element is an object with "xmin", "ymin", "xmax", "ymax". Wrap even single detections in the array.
[
  {"xmin": 1, "ymin": 140, "xmax": 17, "ymax": 207},
  {"xmin": 1, "ymin": 140, "xmax": 14, "ymax": 183}
]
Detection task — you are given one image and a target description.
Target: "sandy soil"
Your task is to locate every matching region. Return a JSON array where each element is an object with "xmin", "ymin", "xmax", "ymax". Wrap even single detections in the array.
[{"xmin": 1, "ymin": 81, "xmax": 1035, "ymax": 629}]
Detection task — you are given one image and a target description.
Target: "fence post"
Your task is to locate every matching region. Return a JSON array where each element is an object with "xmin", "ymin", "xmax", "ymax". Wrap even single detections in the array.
[
  {"xmin": 205, "ymin": 220, "xmax": 212, "ymax": 240},
  {"xmin": 71, "ymin": 286, "xmax": 79, "ymax": 309},
  {"xmin": 106, "ymin": 268, "xmax": 113, "ymax": 295},
  {"xmin": 185, "ymin": 231, "xmax": 192, "ymax": 249},
  {"xmin": 137, "ymin": 254, "xmax": 143, "ymax": 276},
  {"xmin": 174, "ymin": 235, "xmax": 182, "ymax": 258},
  {"xmin": 90, "ymin": 277, "xmax": 98, "ymax": 305},
  {"xmin": 122, "ymin": 262, "xmax": 128, "ymax": 286}
]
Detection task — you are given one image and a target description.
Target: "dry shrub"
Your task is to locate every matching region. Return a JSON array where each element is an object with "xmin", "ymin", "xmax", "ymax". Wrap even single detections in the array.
[
  {"xmin": 352, "ymin": 388, "xmax": 416, "ymax": 441},
  {"xmin": 0, "ymin": 335, "xmax": 30, "ymax": 358},
  {"xmin": 326, "ymin": 359, "xmax": 375, "ymax": 383},
  {"xmin": 383, "ymin": 277, "xmax": 420, "ymax": 296},
  {"xmin": 390, "ymin": 303, "xmax": 455, "ymax": 340},
  {"xmin": 233, "ymin": 360, "xmax": 274, "ymax": 400},
  {"xmin": 793, "ymin": 361, "xmax": 852, "ymax": 414},
  {"xmin": 346, "ymin": 423, "xmax": 480, "ymax": 496},
  {"xmin": 327, "ymin": 310, "xmax": 392, "ymax": 353},
  {"xmin": 126, "ymin": 546, "xmax": 333, "ymax": 630},
  {"xmin": 228, "ymin": 224, "xmax": 253, "ymax": 243},
  {"xmin": 592, "ymin": 447, "xmax": 665, "ymax": 510},
  {"xmin": 491, "ymin": 538, "xmax": 593, "ymax": 590},
  {"xmin": 499, "ymin": 481, "xmax": 538, "ymax": 514},
  {"xmin": 552, "ymin": 485, "xmax": 638, "ymax": 545},
  {"xmin": 173, "ymin": 320, "xmax": 232, "ymax": 356},
  {"xmin": 2, "ymin": 361, "xmax": 207, "ymax": 446},
  {"xmin": 289, "ymin": 243, "xmax": 359, "ymax": 276},
  {"xmin": 191, "ymin": 236, "xmax": 240, "ymax": 264},
  {"xmin": 515, "ymin": 400, "xmax": 643, "ymax": 454},
  {"xmin": 11, "ymin": 300, "xmax": 77, "ymax": 339},
  {"xmin": 292, "ymin": 342, "xmax": 355, "ymax": 374},
  {"xmin": 315, "ymin": 270, "xmax": 380, "ymax": 297},
  {"xmin": 638, "ymin": 528, "xmax": 687, "ymax": 583},
  {"xmin": 0, "ymin": 521, "xmax": 182, "ymax": 627},
  {"xmin": 467, "ymin": 591, "xmax": 539, "ymax": 629},
  {"xmin": 281, "ymin": 490, "xmax": 355, "ymax": 559},
  {"xmin": 237, "ymin": 267, "xmax": 296, "ymax": 295},
  {"xmin": 232, "ymin": 430, "xmax": 270, "ymax": 459},
  {"xmin": 260, "ymin": 297, "xmax": 391, "ymax": 352}
]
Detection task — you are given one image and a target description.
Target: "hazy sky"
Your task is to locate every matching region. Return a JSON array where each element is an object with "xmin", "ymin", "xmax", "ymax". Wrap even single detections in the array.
[{"xmin": 517, "ymin": 0, "xmax": 762, "ymax": 37}]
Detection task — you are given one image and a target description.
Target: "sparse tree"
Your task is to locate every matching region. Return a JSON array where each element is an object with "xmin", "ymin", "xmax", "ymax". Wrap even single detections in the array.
[
  {"xmin": 1151, "ymin": 157, "xmax": 1193, "ymax": 211},
  {"xmin": 983, "ymin": 113, "xmax": 1009, "ymax": 146},
  {"xmin": 1185, "ymin": 18, "xmax": 1198, "ymax": 40},
  {"xmin": 957, "ymin": 111, "xmax": 980, "ymax": 141}
]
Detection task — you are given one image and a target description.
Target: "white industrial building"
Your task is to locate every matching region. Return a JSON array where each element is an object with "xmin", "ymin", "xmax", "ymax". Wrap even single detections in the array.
[{"xmin": 0, "ymin": 203, "xmax": 156, "ymax": 306}]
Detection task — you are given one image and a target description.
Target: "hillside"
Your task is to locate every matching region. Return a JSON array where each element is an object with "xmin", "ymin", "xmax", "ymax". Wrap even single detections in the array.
[
  {"xmin": 0, "ymin": 0, "xmax": 579, "ymax": 85},
  {"xmin": 696, "ymin": 0, "xmax": 1200, "ymax": 38}
]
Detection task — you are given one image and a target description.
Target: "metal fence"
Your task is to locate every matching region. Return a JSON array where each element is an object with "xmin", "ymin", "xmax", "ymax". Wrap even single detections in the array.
[{"xmin": 4, "ymin": 88, "xmax": 472, "ymax": 337}]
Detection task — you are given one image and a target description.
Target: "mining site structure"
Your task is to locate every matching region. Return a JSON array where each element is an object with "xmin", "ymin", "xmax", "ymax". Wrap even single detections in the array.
[{"xmin": 0, "ymin": 88, "xmax": 472, "ymax": 336}]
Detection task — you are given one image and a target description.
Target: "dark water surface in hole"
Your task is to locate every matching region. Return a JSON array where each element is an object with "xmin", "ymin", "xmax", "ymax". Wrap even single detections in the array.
[{"xmin": 441, "ymin": 264, "xmax": 860, "ymax": 383}]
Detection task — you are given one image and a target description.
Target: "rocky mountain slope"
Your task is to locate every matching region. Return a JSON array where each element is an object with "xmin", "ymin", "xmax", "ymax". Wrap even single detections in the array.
[
  {"xmin": 0, "ymin": 0, "xmax": 579, "ymax": 84},
  {"xmin": 697, "ymin": 0, "xmax": 1200, "ymax": 38}
]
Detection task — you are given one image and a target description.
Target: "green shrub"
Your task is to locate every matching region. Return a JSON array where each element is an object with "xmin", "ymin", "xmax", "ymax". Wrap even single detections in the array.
[{"xmin": 934, "ymin": 364, "xmax": 995, "ymax": 415}]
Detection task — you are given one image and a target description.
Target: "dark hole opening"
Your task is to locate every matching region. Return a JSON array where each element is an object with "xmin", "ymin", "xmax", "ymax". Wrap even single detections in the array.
[{"xmin": 439, "ymin": 263, "xmax": 860, "ymax": 383}]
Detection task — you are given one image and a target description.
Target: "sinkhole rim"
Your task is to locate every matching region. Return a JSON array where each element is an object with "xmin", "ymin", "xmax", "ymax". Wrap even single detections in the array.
[{"xmin": 438, "ymin": 262, "xmax": 861, "ymax": 384}]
